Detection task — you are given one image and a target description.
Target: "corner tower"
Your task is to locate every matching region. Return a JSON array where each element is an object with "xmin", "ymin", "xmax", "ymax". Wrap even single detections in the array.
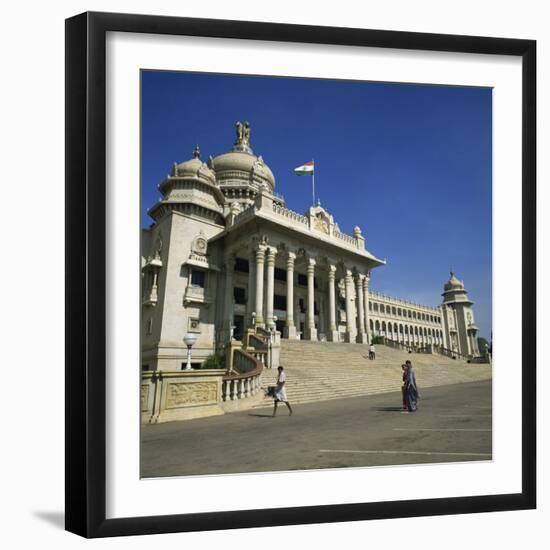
[{"xmin": 440, "ymin": 272, "xmax": 480, "ymax": 358}]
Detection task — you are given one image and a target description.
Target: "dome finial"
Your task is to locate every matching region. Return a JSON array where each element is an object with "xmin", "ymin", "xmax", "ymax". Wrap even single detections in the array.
[
  {"xmin": 235, "ymin": 121, "xmax": 251, "ymax": 145},
  {"xmin": 192, "ymin": 144, "xmax": 201, "ymax": 159},
  {"xmin": 233, "ymin": 121, "xmax": 253, "ymax": 153}
]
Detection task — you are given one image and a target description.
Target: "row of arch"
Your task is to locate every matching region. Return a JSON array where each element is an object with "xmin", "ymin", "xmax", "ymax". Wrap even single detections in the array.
[
  {"xmin": 369, "ymin": 301, "xmax": 441, "ymax": 324},
  {"xmin": 369, "ymin": 319, "xmax": 444, "ymax": 346}
]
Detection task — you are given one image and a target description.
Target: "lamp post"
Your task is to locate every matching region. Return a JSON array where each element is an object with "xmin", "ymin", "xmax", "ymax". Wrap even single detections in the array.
[
  {"xmin": 183, "ymin": 333, "xmax": 198, "ymax": 370},
  {"xmin": 269, "ymin": 316, "xmax": 277, "ymax": 369}
]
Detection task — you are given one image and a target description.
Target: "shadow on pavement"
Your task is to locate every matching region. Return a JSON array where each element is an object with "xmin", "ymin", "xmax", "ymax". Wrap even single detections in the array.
[
  {"xmin": 248, "ymin": 413, "xmax": 273, "ymax": 418},
  {"xmin": 375, "ymin": 406, "xmax": 406, "ymax": 412}
]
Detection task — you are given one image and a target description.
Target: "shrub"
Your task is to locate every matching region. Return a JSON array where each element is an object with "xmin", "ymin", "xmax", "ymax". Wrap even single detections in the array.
[{"xmin": 201, "ymin": 353, "xmax": 225, "ymax": 369}]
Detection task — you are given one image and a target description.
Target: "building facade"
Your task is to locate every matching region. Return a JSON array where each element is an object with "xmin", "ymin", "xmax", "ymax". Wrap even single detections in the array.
[
  {"xmin": 367, "ymin": 272, "xmax": 480, "ymax": 358},
  {"xmin": 141, "ymin": 123, "xmax": 480, "ymax": 370}
]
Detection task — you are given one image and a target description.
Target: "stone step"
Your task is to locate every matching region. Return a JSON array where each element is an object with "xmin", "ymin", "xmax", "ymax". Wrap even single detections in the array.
[{"xmin": 249, "ymin": 342, "xmax": 492, "ymax": 407}]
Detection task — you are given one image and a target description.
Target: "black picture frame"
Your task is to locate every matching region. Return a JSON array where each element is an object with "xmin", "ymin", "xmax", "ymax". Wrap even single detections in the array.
[{"xmin": 65, "ymin": 11, "xmax": 536, "ymax": 538}]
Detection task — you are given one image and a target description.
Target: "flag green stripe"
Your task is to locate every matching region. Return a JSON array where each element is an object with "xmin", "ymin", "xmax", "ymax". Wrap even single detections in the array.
[{"xmin": 294, "ymin": 168, "xmax": 314, "ymax": 175}]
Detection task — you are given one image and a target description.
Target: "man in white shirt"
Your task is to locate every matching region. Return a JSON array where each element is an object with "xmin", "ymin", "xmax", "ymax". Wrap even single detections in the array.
[{"xmin": 369, "ymin": 343, "xmax": 376, "ymax": 360}]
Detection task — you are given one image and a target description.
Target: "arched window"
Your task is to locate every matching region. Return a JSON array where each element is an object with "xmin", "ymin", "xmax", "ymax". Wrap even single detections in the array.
[
  {"xmin": 382, "ymin": 321, "xmax": 386, "ymax": 332},
  {"xmin": 374, "ymin": 303, "xmax": 379, "ymax": 312},
  {"xmin": 392, "ymin": 306, "xmax": 397, "ymax": 315},
  {"xmin": 375, "ymin": 320, "xmax": 380, "ymax": 334},
  {"xmin": 369, "ymin": 319, "xmax": 374, "ymax": 331}
]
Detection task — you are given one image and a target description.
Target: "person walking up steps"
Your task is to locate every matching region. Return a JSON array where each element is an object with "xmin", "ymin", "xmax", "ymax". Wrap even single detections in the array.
[
  {"xmin": 369, "ymin": 343, "xmax": 376, "ymax": 360},
  {"xmin": 273, "ymin": 366, "xmax": 293, "ymax": 417}
]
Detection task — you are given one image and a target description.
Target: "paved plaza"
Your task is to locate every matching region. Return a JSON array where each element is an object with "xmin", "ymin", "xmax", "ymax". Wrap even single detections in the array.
[{"xmin": 141, "ymin": 379, "xmax": 492, "ymax": 478}]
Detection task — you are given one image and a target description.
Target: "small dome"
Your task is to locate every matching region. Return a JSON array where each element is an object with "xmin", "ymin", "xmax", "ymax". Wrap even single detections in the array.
[
  {"xmin": 174, "ymin": 145, "xmax": 216, "ymax": 185},
  {"xmin": 444, "ymin": 271, "xmax": 464, "ymax": 292}
]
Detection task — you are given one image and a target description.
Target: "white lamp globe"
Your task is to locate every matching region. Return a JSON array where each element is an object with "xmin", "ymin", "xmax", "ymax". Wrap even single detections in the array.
[{"xmin": 183, "ymin": 333, "xmax": 197, "ymax": 347}]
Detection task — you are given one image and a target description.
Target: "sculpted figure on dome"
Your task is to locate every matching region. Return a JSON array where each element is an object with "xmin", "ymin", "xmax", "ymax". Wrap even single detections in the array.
[
  {"xmin": 243, "ymin": 121, "xmax": 251, "ymax": 144},
  {"xmin": 235, "ymin": 120, "xmax": 251, "ymax": 146}
]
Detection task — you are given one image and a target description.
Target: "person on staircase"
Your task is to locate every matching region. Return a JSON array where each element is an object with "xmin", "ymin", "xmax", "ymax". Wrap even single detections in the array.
[
  {"xmin": 273, "ymin": 365, "xmax": 293, "ymax": 417},
  {"xmin": 369, "ymin": 343, "xmax": 376, "ymax": 360}
]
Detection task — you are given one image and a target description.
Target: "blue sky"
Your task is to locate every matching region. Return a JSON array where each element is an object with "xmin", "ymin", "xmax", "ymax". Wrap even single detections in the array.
[{"xmin": 141, "ymin": 71, "xmax": 492, "ymax": 339}]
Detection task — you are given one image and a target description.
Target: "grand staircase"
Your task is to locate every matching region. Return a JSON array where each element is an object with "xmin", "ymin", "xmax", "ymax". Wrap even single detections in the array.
[{"xmin": 256, "ymin": 341, "xmax": 492, "ymax": 407}]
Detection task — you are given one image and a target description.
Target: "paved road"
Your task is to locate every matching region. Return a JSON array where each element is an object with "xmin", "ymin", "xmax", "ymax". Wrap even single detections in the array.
[{"xmin": 141, "ymin": 379, "xmax": 492, "ymax": 478}]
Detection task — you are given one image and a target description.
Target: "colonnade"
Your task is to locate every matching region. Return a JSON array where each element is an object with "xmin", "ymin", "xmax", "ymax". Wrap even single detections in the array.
[
  {"xmin": 223, "ymin": 245, "xmax": 372, "ymax": 343},
  {"xmin": 369, "ymin": 318, "xmax": 444, "ymax": 348}
]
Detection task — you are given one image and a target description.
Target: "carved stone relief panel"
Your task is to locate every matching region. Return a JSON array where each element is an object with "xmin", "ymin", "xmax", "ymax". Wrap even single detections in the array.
[{"xmin": 165, "ymin": 381, "xmax": 218, "ymax": 409}]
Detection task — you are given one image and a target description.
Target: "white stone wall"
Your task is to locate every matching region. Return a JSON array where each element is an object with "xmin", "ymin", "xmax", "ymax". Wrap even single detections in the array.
[{"xmin": 142, "ymin": 211, "xmax": 225, "ymax": 370}]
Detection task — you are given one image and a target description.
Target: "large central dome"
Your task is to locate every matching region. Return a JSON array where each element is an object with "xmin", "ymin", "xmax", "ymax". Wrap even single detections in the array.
[{"xmin": 209, "ymin": 121, "xmax": 276, "ymax": 193}]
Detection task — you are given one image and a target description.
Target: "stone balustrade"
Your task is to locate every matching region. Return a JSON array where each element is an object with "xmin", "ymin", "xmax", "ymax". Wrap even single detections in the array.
[
  {"xmin": 141, "ymin": 346, "xmax": 267, "ymax": 424},
  {"xmin": 232, "ymin": 203, "xmax": 255, "ymax": 225},
  {"xmin": 333, "ymin": 230, "xmax": 356, "ymax": 246},
  {"xmin": 272, "ymin": 203, "xmax": 309, "ymax": 225},
  {"xmin": 222, "ymin": 348, "xmax": 265, "ymax": 412},
  {"xmin": 438, "ymin": 346, "xmax": 469, "ymax": 361},
  {"xmin": 243, "ymin": 329, "xmax": 269, "ymax": 367},
  {"xmin": 249, "ymin": 333, "xmax": 268, "ymax": 351},
  {"xmin": 369, "ymin": 290, "xmax": 440, "ymax": 312},
  {"xmin": 269, "ymin": 203, "xmax": 364, "ymax": 251}
]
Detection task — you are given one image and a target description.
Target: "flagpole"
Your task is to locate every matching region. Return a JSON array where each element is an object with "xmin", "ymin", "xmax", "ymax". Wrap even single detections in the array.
[{"xmin": 312, "ymin": 158, "xmax": 315, "ymax": 206}]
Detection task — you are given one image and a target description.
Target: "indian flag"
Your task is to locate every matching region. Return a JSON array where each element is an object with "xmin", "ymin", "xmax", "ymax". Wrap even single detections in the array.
[{"xmin": 294, "ymin": 160, "xmax": 314, "ymax": 176}]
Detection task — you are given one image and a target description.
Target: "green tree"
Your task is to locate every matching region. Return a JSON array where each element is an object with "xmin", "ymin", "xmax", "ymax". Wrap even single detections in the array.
[{"xmin": 201, "ymin": 353, "xmax": 226, "ymax": 369}]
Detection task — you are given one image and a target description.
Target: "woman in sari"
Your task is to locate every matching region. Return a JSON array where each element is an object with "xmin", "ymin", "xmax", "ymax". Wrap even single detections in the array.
[
  {"xmin": 404, "ymin": 360, "xmax": 419, "ymax": 412},
  {"xmin": 401, "ymin": 364, "xmax": 408, "ymax": 410}
]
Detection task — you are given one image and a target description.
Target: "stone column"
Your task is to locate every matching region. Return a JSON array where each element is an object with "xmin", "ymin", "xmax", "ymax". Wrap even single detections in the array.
[
  {"xmin": 363, "ymin": 273, "xmax": 371, "ymax": 344},
  {"xmin": 318, "ymin": 295, "xmax": 326, "ymax": 335},
  {"xmin": 246, "ymin": 249, "xmax": 256, "ymax": 327},
  {"xmin": 304, "ymin": 257, "xmax": 317, "ymax": 340},
  {"xmin": 327, "ymin": 264, "xmax": 339, "ymax": 342},
  {"xmin": 356, "ymin": 274, "xmax": 367, "ymax": 343},
  {"xmin": 265, "ymin": 247, "xmax": 277, "ymax": 329},
  {"xmin": 284, "ymin": 252, "xmax": 297, "ymax": 339},
  {"xmin": 224, "ymin": 254, "xmax": 235, "ymax": 340},
  {"xmin": 344, "ymin": 269, "xmax": 355, "ymax": 343},
  {"xmin": 254, "ymin": 246, "xmax": 266, "ymax": 327}
]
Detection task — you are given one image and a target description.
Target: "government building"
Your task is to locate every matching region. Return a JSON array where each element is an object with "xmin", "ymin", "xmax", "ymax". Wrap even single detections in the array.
[{"xmin": 141, "ymin": 122, "xmax": 481, "ymax": 372}]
